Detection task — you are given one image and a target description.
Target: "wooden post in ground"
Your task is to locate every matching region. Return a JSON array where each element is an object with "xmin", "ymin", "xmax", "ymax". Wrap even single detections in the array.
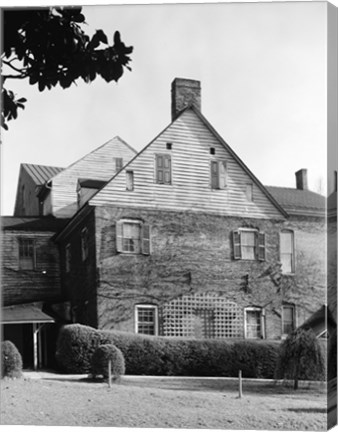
[
  {"xmin": 238, "ymin": 370, "xmax": 242, "ymax": 398},
  {"xmin": 108, "ymin": 360, "xmax": 112, "ymax": 388}
]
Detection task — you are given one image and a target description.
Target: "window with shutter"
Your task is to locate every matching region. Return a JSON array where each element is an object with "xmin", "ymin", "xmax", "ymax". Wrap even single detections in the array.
[
  {"xmin": 116, "ymin": 220, "xmax": 151, "ymax": 255},
  {"xmin": 211, "ymin": 161, "xmax": 227, "ymax": 189},
  {"xmin": 156, "ymin": 154, "xmax": 171, "ymax": 184},
  {"xmin": 232, "ymin": 229, "xmax": 266, "ymax": 261},
  {"xmin": 211, "ymin": 161, "xmax": 219, "ymax": 189}
]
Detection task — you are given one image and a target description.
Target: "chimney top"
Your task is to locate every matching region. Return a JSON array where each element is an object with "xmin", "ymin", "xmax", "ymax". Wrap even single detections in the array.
[
  {"xmin": 295, "ymin": 169, "xmax": 308, "ymax": 190},
  {"xmin": 171, "ymin": 78, "xmax": 201, "ymax": 121}
]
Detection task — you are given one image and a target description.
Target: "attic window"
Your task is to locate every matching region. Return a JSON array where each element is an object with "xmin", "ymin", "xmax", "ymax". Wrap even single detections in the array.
[
  {"xmin": 114, "ymin": 157, "xmax": 123, "ymax": 172},
  {"xmin": 166, "ymin": 143, "xmax": 172, "ymax": 150},
  {"xmin": 210, "ymin": 147, "xmax": 215, "ymax": 155},
  {"xmin": 211, "ymin": 161, "xmax": 227, "ymax": 189}
]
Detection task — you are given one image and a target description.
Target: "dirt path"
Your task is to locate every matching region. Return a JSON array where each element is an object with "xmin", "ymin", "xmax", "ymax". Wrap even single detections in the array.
[{"xmin": 1, "ymin": 376, "xmax": 327, "ymax": 430}]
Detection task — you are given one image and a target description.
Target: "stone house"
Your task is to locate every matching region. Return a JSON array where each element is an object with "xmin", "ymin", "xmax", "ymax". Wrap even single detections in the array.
[
  {"xmin": 53, "ymin": 78, "xmax": 327, "ymax": 341},
  {"xmin": 1, "ymin": 78, "xmax": 331, "ymax": 368}
]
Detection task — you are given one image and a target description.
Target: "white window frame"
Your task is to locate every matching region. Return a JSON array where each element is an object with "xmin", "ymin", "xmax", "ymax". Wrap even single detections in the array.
[
  {"xmin": 135, "ymin": 305, "xmax": 158, "ymax": 336},
  {"xmin": 280, "ymin": 230, "xmax": 295, "ymax": 274},
  {"xmin": 233, "ymin": 228, "xmax": 265, "ymax": 261},
  {"xmin": 81, "ymin": 227, "xmax": 89, "ymax": 261},
  {"xmin": 244, "ymin": 307, "xmax": 265, "ymax": 339},
  {"xmin": 281, "ymin": 304, "xmax": 296, "ymax": 337},
  {"xmin": 116, "ymin": 219, "xmax": 151, "ymax": 255}
]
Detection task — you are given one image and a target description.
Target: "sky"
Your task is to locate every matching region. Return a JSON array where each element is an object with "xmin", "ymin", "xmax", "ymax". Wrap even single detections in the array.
[{"xmin": 0, "ymin": 0, "xmax": 335, "ymax": 216}]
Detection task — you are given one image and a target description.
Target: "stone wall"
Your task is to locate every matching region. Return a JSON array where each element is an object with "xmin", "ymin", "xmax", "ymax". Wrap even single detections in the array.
[{"xmin": 94, "ymin": 206, "xmax": 326, "ymax": 339}]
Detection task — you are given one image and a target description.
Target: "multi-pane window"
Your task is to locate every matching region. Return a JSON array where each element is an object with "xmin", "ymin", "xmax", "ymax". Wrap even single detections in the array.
[
  {"xmin": 114, "ymin": 157, "xmax": 123, "ymax": 172},
  {"xmin": 116, "ymin": 220, "xmax": 151, "ymax": 255},
  {"xmin": 18, "ymin": 238, "xmax": 35, "ymax": 270},
  {"xmin": 126, "ymin": 171, "xmax": 134, "ymax": 191},
  {"xmin": 155, "ymin": 154, "xmax": 171, "ymax": 184},
  {"xmin": 282, "ymin": 305, "xmax": 295, "ymax": 335},
  {"xmin": 245, "ymin": 308, "xmax": 264, "ymax": 339},
  {"xmin": 233, "ymin": 229, "xmax": 265, "ymax": 261},
  {"xmin": 65, "ymin": 243, "xmax": 71, "ymax": 273},
  {"xmin": 135, "ymin": 305, "xmax": 158, "ymax": 335},
  {"xmin": 81, "ymin": 227, "xmax": 89, "ymax": 261},
  {"xmin": 280, "ymin": 230, "xmax": 295, "ymax": 273},
  {"xmin": 211, "ymin": 160, "xmax": 227, "ymax": 189}
]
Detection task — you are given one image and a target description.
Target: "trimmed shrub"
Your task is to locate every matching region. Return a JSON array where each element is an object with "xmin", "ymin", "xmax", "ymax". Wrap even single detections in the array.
[
  {"xmin": 55, "ymin": 324, "xmax": 101, "ymax": 373},
  {"xmin": 91, "ymin": 344, "xmax": 125, "ymax": 380},
  {"xmin": 1, "ymin": 341, "xmax": 23, "ymax": 379},
  {"xmin": 275, "ymin": 328, "xmax": 325, "ymax": 389},
  {"xmin": 232, "ymin": 340, "xmax": 279, "ymax": 378},
  {"xmin": 57, "ymin": 323, "xmax": 281, "ymax": 377}
]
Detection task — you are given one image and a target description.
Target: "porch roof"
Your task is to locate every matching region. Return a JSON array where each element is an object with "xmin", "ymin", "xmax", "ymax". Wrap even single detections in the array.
[{"xmin": 1, "ymin": 303, "xmax": 55, "ymax": 324}]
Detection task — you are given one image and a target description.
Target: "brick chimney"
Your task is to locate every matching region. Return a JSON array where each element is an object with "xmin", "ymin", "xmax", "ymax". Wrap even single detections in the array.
[
  {"xmin": 295, "ymin": 169, "xmax": 308, "ymax": 190},
  {"xmin": 171, "ymin": 78, "xmax": 201, "ymax": 121}
]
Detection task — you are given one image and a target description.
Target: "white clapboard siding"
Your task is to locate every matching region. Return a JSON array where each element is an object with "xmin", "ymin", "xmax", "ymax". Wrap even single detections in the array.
[
  {"xmin": 50, "ymin": 137, "xmax": 136, "ymax": 218},
  {"xmin": 90, "ymin": 110, "xmax": 284, "ymax": 220}
]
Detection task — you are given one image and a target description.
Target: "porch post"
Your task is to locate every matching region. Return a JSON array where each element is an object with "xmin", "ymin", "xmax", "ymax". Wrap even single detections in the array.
[{"xmin": 33, "ymin": 323, "xmax": 38, "ymax": 371}]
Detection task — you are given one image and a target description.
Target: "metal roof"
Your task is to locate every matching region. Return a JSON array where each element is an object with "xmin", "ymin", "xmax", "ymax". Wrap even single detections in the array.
[
  {"xmin": 1, "ymin": 303, "xmax": 55, "ymax": 324},
  {"xmin": 22, "ymin": 163, "xmax": 64, "ymax": 185},
  {"xmin": 266, "ymin": 186, "xmax": 325, "ymax": 217}
]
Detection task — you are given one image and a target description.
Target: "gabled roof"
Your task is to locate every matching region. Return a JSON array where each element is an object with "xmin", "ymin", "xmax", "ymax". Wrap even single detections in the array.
[
  {"xmin": 88, "ymin": 105, "xmax": 288, "ymax": 218},
  {"xmin": 44, "ymin": 136, "xmax": 136, "ymax": 186},
  {"xmin": 1, "ymin": 216, "xmax": 70, "ymax": 232},
  {"xmin": 22, "ymin": 163, "xmax": 64, "ymax": 186},
  {"xmin": 266, "ymin": 186, "xmax": 325, "ymax": 217}
]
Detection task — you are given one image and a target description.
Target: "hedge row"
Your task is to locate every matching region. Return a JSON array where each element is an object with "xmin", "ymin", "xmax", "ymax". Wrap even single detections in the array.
[{"xmin": 56, "ymin": 324, "xmax": 280, "ymax": 378}]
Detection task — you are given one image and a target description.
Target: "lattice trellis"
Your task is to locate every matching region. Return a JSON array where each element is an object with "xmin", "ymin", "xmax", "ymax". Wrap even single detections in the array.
[{"xmin": 160, "ymin": 292, "xmax": 244, "ymax": 339}]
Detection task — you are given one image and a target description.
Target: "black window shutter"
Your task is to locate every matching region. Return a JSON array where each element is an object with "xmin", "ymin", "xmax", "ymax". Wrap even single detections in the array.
[
  {"xmin": 257, "ymin": 232, "xmax": 266, "ymax": 261},
  {"xmin": 142, "ymin": 224, "xmax": 151, "ymax": 255},
  {"xmin": 232, "ymin": 230, "xmax": 241, "ymax": 259}
]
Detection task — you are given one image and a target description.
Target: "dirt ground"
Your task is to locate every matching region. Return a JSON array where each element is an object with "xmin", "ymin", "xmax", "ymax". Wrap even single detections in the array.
[{"xmin": 0, "ymin": 374, "xmax": 328, "ymax": 430}]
